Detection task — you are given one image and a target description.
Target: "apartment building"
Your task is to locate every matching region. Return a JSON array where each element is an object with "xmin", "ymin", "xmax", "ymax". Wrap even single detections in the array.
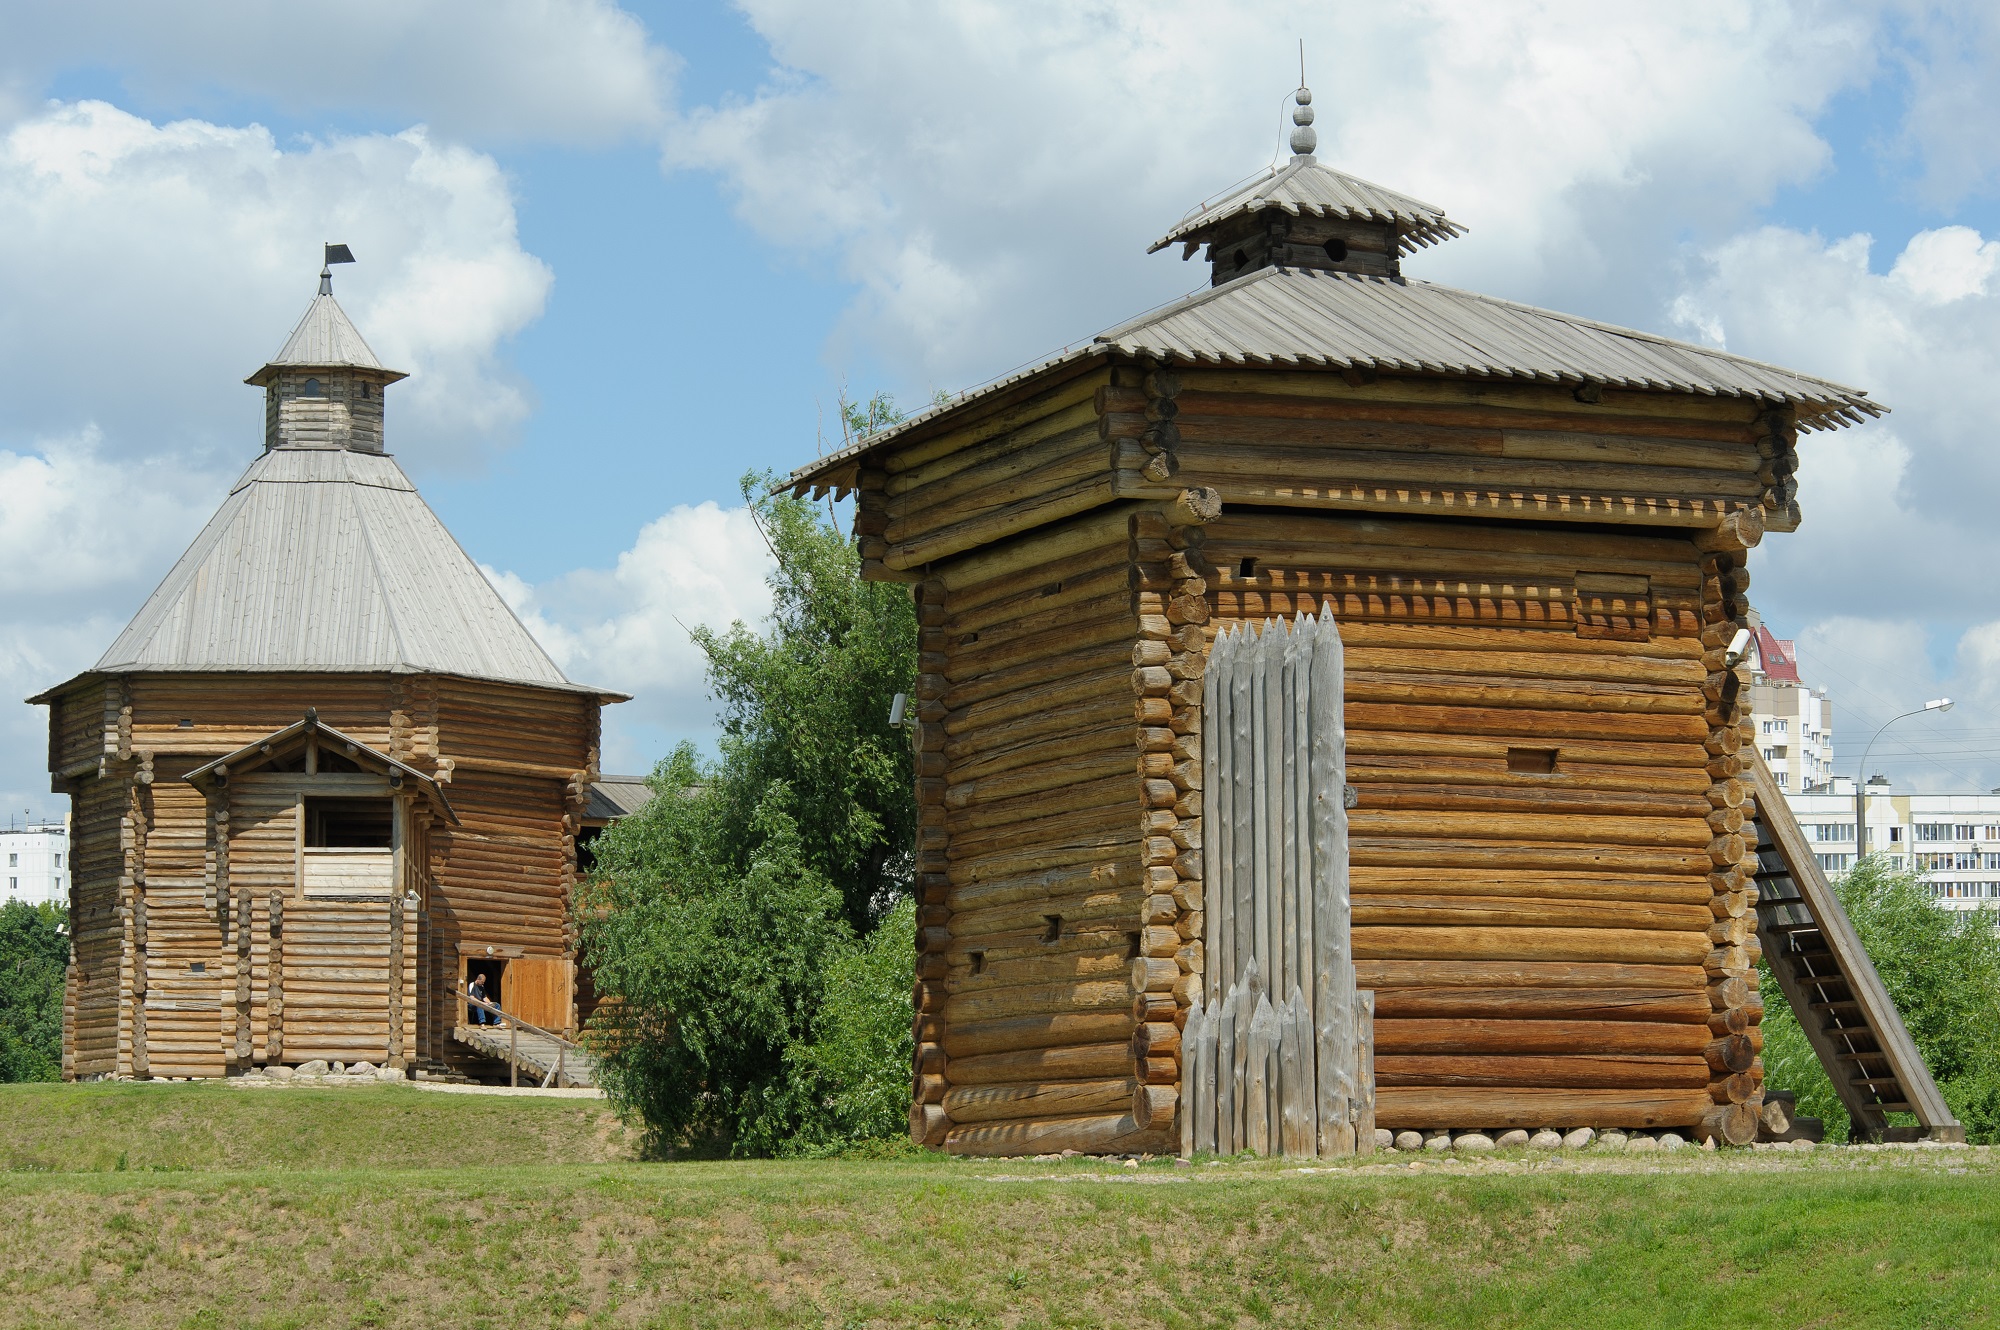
[
  {"xmin": 1789, "ymin": 781, "xmax": 2000, "ymax": 913},
  {"xmin": 1, "ymin": 819, "xmax": 69, "ymax": 908},
  {"xmin": 1748, "ymin": 617, "xmax": 1835, "ymax": 794}
]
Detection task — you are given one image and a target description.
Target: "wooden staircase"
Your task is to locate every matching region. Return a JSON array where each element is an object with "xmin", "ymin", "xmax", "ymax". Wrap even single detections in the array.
[
  {"xmin": 453, "ymin": 1003, "xmax": 597, "ymax": 1089},
  {"xmin": 1748, "ymin": 756, "xmax": 1963, "ymax": 1143}
]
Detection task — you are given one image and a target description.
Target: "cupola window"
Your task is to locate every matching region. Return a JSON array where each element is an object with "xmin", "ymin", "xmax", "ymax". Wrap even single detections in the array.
[{"xmin": 302, "ymin": 377, "xmax": 322, "ymax": 397}]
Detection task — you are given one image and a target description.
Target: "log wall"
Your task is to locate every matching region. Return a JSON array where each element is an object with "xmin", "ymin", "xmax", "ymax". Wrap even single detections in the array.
[
  {"xmin": 48, "ymin": 670, "xmax": 599, "ymax": 1079},
  {"xmin": 1199, "ymin": 505, "xmax": 1755, "ymax": 1131},
  {"xmin": 915, "ymin": 504, "xmax": 1165, "ymax": 1156}
]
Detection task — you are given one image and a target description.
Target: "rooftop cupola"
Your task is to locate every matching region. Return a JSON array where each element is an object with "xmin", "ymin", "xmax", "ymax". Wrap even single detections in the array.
[
  {"xmin": 1151, "ymin": 84, "xmax": 1466, "ymax": 287},
  {"xmin": 244, "ymin": 244, "xmax": 408, "ymax": 454}
]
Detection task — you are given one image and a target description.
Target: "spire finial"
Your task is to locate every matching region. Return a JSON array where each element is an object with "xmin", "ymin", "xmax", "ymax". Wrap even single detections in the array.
[
  {"xmin": 320, "ymin": 243, "xmax": 355, "ymax": 296},
  {"xmin": 1289, "ymin": 54, "xmax": 1317, "ymax": 160}
]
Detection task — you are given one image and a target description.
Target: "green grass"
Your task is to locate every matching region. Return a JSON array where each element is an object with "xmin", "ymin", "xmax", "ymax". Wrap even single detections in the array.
[
  {"xmin": 0, "ymin": 1085, "xmax": 1995, "ymax": 1328},
  {"xmin": 0, "ymin": 1081, "xmax": 636, "ymax": 1173}
]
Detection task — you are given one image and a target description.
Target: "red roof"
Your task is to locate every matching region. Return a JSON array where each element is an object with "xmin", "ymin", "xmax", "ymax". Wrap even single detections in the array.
[{"xmin": 1754, "ymin": 626, "xmax": 1801, "ymax": 682}]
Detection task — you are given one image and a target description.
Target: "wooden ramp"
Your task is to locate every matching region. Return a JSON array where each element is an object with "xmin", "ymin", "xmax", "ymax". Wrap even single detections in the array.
[
  {"xmin": 453, "ymin": 1022, "xmax": 597, "ymax": 1089},
  {"xmin": 1749, "ymin": 757, "xmax": 1963, "ymax": 1142}
]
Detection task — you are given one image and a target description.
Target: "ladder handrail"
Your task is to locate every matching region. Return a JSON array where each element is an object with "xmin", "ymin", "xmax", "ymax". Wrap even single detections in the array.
[
  {"xmin": 1750, "ymin": 754, "xmax": 1959, "ymax": 1136},
  {"xmin": 461, "ymin": 993, "xmax": 585, "ymax": 1058}
]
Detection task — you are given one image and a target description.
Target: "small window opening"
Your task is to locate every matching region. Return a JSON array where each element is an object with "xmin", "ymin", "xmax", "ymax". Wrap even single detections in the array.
[
  {"xmin": 301, "ymin": 377, "xmax": 322, "ymax": 397},
  {"xmin": 1126, "ymin": 932, "xmax": 1142, "ymax": 960},
  {"xmin": 959, "ymin": 632, "xmax": 979, "ymax": 645},
  {"xmin": 177, "ymin": 718, "xmax": 194, "ymax": 729},
  {"xmin": 304, "ymin": 797, "xmax": 392, "ymax": 848},
  {"xmin": 190, "ymin": 961, "xmax": 205, "ymax": 974},
  {"xmin": 1239, "ymin": 557, "xmax": 1258, "ymax": 579},
  {"xmin": 969, "ymin": 951, "xmax": 985, "ymax": 976},
  {"xmin": 1041, "ymin": 581, "xmax": 1064, "ymax": 596},
  {"xmin": 1042, "ymin": 915, "xmax": 1062, "ymax": 944},
  {"xmin": 1506, "ymin": 748, "xmax": 1559, "ymax": 774},
  {"xmin": 360, "ymin": 382, "xmax": 371, "ymax": 399},
  {"xmin": 1324, "ymin": 238, "xmax": 1349, "ymax": 262},
  {"xmin": 1232, "ymin": 248, "xmax": 1248, "ymax": 269}
]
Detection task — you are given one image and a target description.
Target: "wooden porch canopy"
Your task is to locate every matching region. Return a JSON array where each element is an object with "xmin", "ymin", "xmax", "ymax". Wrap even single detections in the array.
[{"xmin": 185, "ymin": 709, "xmax": 457, "ymax": 824}]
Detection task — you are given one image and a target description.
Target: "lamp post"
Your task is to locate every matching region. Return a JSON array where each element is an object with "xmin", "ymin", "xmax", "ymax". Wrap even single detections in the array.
[{"xmin": 1854, "ymin": 698, "xmax": 1953, "ymax": 870}]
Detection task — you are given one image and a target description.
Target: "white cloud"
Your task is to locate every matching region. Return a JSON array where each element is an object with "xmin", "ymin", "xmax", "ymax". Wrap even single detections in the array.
[
  {"xmin": 1891, "ymin": 225, "xmax": 2000, "ymax": 303},
  {"xmin": 669, "ymin": 0, "xmax": 1876, "ymax": 394},
  {"xmin": 484, "ymin": 502, "xmax": 777, "ymax": 774},
  {"xmin": 0, "ymin": 100, "xmax": 553, "ymax": 469},
  {"xmin": 0, "ymin": 0, "xmax": 669, "ymax": 146}
]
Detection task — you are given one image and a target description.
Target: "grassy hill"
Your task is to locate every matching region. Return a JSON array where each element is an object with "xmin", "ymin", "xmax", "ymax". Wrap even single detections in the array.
[{"xmin": 0, "ymin": 1083, "xmax": 1994, "ymax": 1329}]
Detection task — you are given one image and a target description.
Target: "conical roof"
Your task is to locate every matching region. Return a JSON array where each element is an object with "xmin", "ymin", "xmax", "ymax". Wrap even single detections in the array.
[
  {"xmin": 1152, "ymin": 154, "xmax": 1465, "ymax": 256},
  {"xmin": 244, "ymin": 285, "xmax": 407, "ymax": 386},
  {"xmin": 85, "ymin": 447, "xmax": 609, "ymax": 694}
]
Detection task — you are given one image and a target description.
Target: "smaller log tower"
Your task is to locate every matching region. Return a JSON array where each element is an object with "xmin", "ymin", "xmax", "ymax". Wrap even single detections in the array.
[
  {"xmin": 785, "ymin": 85, "xmax": 1909, "ymax": 1154},
  {"xmin": 33, "ymin": 254, "xmax": 624, "ymax": 1080}
]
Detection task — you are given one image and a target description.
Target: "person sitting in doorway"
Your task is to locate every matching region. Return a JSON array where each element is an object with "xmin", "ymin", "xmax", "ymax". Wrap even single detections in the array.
[{"xmin": 468, "ymin": 972, "xmax": 501, "ymax": 1025}]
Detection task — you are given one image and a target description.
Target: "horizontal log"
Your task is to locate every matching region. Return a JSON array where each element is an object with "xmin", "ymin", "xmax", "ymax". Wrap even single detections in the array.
[
  {"xmin": 1352, "ymin": 895, "xmax": 1713, "ymax": 933},
  {"xmin": 943, "ymin": 1111, "xmax": 1171, "ymax": 1157},
  {"xmin": 1350, "ymin": 868, "xmax": 1709, "ymax": 906},
  {"xmin": 1348, "ymin": 810, "xmax": 1712, "ymax": 850},
  {"xmin": 1344, "ymin": 702, "xmax": 1709, "ymax": 745},
  {"xmin": 1376, "ymin": 1054, "xmax": 1711, "ymax": 1089},
  {"xmin": 1371, "ymin": 987, "xmax": 1712, "ymax": 1024},
  {"xmin": 940, "ymin": 979, "xmax": 1134, "ymax": 1024},
  {"xmin": 941, "ymin": 1078, "xmax": 1133, "ymax": 1124},
  {"xmin": 1375, "ymin": 1018, "xmax": 1710, "ymax": 1056},
  {"xmin": 1345, "ymin": 672, "xmax": 1704, "ymax": 718},
  {"xmin": 1349, "ymin": 755, "xmax": 1709, "ymax": 797},
  {"xmin": 943, "ymin": 707, "xmax": 1132, "ymax": 777},
  {"xmin": 946, "ymin": 1042, "xmax": 1134, "ymax": 1086},
  {"xmin": 944, "ymin": 645, "xmax": 1131, "ymax": 720},
  {"xmin": 1137, "ymin": 474, "xmax": 1745, "ymax": 530},
  {"xmin": 1168, "ymin": 433, "xmax": 1764, "ymax": 500},
  {"xmin": 949, "ymin": 889, "xmax": 1136, "ymax": 942},
  {"xmin": 946, "ymin": 858, "xmax": 1140, "ymax": 912},
  {"xmin": 1341, "ymin": 645, "xmax": 1703, "ymax": 687},
  {"xmin": 1374, "ymin": 1087, "xmax": 1713, "ymax": 1130},
  {"xmin": 881, "ymin": 370, "xmax": 1105, "ymax": 476},
  {"xmin": 1351, "ymin": 839, "xmax": 1711, "ymax": 875},
  {"xmin": 1356, "ymin": 782, "xmax": 1709, "ymax": 821},
  {"xmin": 946, "ymin": 559, "xmax": 1131, "ymax": 631},
  {"xmin": 941, "ymin": 1011, "xmax": 1134, "ymax": 1060},
  {"xmin": 895, "ymin": 478, "xmax": 1118, "ymax": 573},
  {"xmin": 1165, "ymin": 375, "xmax": 1760, "ymax": 435},
  {"xmin": 945, "ymin": 780, "xmax": 1138, "ymax": 840},
  {"xmin": 1353, "ymin": 926, "xmax": 1713, "ymax": 966}
]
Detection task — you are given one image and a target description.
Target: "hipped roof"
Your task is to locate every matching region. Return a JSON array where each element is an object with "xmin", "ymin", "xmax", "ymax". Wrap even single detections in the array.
[
  {"xmin": 41, "ymin": 448, "xmax": 618, "ymax": 699},
  {"xmin": 788, "ymin": 265, "xmax": 1883, "ymax": 495},
  {"xmin": 245, "ymin": 290, "xmax": 407, "ymax": 387},
  {"xmin": 1151, "ymin": 156, "xmax": 1465, "ymax": 255}
]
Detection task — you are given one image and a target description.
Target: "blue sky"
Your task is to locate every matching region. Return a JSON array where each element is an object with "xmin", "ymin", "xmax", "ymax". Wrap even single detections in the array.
[{"xmin": 4, "ymin": 0, "xmax": 2000, "ymax": 813}]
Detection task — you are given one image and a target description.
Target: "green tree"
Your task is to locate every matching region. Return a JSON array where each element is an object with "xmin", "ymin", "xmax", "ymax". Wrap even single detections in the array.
[
  {"xmin": 578, "ymin": 468, "xmax": 917, "ymax": 1156},
  {"xmin": 0, "ymin": 901, "xmax": 67, "ymax": 1083},
  {"xmin": 1760, "ymin": 855, "xmax": 2000, "ymax": 1142}
]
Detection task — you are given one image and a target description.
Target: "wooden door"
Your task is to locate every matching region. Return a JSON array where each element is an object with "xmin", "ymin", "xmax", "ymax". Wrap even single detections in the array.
[{"xmin": 502, "ymin": 957, "xmax": 573, "ymax": 1034}]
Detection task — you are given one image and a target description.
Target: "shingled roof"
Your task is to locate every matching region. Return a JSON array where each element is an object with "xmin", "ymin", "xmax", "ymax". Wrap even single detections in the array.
[
  {"xmin": 244, "ymin": 287, "xmax": 407, "ymax": 387},
  {"xmin": 76, "ymin": 447, "xmax": 608, "ymax": 693},
  {"xmin": 1151, "ymin": 156, "xmax": 1465, "ymax": 256}
]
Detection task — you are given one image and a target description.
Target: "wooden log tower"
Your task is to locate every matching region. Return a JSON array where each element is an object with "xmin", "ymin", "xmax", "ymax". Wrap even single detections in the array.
[
  {"xmin": 32, "ymin": 257, "xmax": 625, "ymax": 1081},
  {"xmin": 784, "ymin": 86, "xmax": 1909, "ymax": 1153}
]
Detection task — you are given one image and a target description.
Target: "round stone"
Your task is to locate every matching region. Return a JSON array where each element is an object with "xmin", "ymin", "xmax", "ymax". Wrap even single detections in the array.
[
  {"xmin": 1453, "ymin": 1132, "xmax": 1496, "ymax": 1153},
  {"xmin": 1529, "ymin": 1130, "xmax": 1563, "ymax": 1151},
  {"xmin": 1394, "ymin": 1130, "xmax": 1424, "ymax": 1152},
  {"xmin": 1657, "ymin": 1132, "xmax": 1686, "ymax": 1150},
  {"xmin": 1598, "ymin": 1130, "xmax": 1630, "ymax": 1150},
  {"xmin": 1423, "ymin": 1132, "xmax": 1453, "ymax": 1153},
  {"xmin": 1626, "ymin": 1134, "xmax": 1659, "ymax": 1153},
  {"xmin": 1561, "ymin": 1127, "xmax": 1595, "ymax": 1150},
  {"xmin": 1374, "ymin": 1128, "xmax": 1395, "ymax": 1151},
  {"xmin": 1496, "ymin": 1129, "xmax": 1530, "ymax": 1149}
]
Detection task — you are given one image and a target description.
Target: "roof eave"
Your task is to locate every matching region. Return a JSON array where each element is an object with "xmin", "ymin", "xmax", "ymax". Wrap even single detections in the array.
[{"xmin": 245, "ymin": 362, "xmax": 412, "ymax": 388}]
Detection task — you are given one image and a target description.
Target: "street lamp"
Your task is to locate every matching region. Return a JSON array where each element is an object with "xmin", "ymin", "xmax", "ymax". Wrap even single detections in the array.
[{"xmin": 1854, "ymin": 698, "xmax": 1953, "ymax": 869}]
